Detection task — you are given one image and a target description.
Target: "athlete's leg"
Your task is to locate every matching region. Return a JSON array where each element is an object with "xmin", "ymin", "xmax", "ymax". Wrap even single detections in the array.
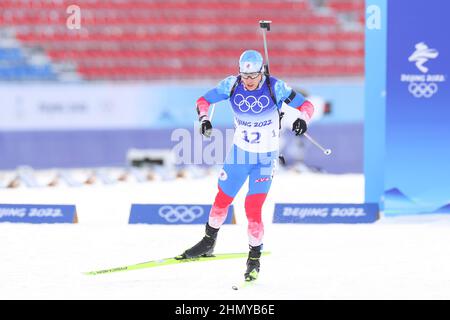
[
  {"xmin": 209, "ymin": 146, "xmax": 251, "ymax": 228},
  {"xmin": 177, "ymin": 161, "xmax": 248, "ymax": 259},
  {"xmin": 242, "ymin": 156, "xmax": 277, "ymax": 279},
  {"xmin": 177, "ymin": 146, "xmax": 252, "ymax": 259},
  {"xmin": 245, "ymin": 156, "xmax": 277, "ymax": 246}
]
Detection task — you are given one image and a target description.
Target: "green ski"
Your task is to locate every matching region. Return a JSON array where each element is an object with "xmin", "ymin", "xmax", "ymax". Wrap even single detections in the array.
[{"xmin": 84, "ymin": 252, "xmax": 270, "ymax": 276}]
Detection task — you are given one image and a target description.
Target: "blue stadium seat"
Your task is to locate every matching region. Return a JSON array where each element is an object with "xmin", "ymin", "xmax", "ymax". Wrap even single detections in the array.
[{"xmin": 0, "ymin": 47, "xmax": 56, "ymax": 80}]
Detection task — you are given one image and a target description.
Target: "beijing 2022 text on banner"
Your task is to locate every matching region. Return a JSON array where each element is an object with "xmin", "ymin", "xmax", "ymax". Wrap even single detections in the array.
[
  {"xmin": 385, "ymin": 0, "xmax": 450, "ymax": 215},
  {"xmin": 129, "ymin": 204, "xmax": 235, "ymax": 225},
  {"xmin": 273, "ymin": 204, "xmax": 379, "ymax": 224},
  {"xmin": 0, "ymin": 204, "xmax": 78, "ymax": 223}
]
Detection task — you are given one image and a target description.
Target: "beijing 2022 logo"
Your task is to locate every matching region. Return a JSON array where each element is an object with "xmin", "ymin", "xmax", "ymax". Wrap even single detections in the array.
[{"xmin": 401, "ymin": 42, "xmax": 446, "ymax": 98}]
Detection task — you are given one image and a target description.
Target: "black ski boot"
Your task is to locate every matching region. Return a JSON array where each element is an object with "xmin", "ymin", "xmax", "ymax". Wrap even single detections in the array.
[
  {"xmin": 244, "ymin": 244, "xmax": 262, "ymax": 281},
  {"xmin": 175, "ymin": 223, "xmax": 219, "ymax": 260}
]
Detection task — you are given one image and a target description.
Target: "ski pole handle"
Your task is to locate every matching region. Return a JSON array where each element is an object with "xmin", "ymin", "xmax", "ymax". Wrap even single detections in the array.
[{"xmin": 304, "ymin": 133, "xmax": 332, "ymax": 156}]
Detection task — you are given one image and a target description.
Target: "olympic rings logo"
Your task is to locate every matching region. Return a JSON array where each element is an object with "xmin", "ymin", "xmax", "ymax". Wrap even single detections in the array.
[
  {"xmin": 408, "ymin": 82, "xmax": 438, "ymax": 98},
  {"xmin": 233, "ymin": 94, "xmax": 271, "ymax": 113},
  {"xmin": 158, "ymin": 205, "xmax": 204, "ymax": 223}
]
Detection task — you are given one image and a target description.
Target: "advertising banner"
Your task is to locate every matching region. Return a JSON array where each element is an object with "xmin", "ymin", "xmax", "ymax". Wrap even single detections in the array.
[
  {"xmin": 385, "ymin": 0, "xmax": 450, "ymax": 215},
  {"xmin": 129, "ymin": 204, "xmax": 235, "ymax": 225}
]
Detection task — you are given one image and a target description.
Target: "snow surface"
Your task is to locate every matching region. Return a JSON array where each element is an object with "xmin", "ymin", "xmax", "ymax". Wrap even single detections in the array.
[{"xmin": 1, "ymin": 171, "xmax": 450, "ymax": 300}]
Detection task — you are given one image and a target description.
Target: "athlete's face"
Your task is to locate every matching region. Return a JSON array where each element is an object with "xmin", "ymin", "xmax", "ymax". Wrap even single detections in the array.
[{"xmin": 241, "ymin": 73, "xmax": 263, "ymax": 91}]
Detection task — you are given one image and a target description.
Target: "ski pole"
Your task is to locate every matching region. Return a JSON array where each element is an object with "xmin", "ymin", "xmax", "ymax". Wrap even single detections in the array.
[
  {"xmin": 304, "ymin": 133, "xmax": 332, "ymax": 156},
  {"xmin": 260, "ymin": 20, "xmax": 331, "ymax": 157},
  {"xmin": 209, "ymin": 103, "xmax": 216, "ymax": 122}
]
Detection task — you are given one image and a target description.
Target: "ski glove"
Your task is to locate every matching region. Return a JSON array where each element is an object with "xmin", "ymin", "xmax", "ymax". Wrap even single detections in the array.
[
  {"xmin": 199, "ymin": 116, "xmax": 212, "ymax": 138},
  {"xmin": 292, "ymin": 118, "xmax": 308, "ymax": 136}
]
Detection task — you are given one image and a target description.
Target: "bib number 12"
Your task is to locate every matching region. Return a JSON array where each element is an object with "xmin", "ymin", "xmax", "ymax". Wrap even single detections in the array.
[{"xmin": 242, "ymin": 130, "xmax": 261, "ymax": 144}]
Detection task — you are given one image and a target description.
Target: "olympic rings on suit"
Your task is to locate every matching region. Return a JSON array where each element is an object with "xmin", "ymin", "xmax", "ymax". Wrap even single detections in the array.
[{"xmin": 233, "ymin": 94, "xmax": 271, "ymax": 113}]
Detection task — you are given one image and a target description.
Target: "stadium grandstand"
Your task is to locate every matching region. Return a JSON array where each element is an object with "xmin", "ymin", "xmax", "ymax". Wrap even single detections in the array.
[{"xmin": 0, "ymin": 0, "xmax": 364, "ymax": 81}]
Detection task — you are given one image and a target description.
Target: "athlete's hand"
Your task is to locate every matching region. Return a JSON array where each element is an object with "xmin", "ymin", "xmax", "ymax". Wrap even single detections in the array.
[
  {"xmin": 292, "ymin": 118, "xmax": 307, "ymax": 136},
  {"xmin": 200, "ymin": 118, "xmax": 212, "ymax": 138}
]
